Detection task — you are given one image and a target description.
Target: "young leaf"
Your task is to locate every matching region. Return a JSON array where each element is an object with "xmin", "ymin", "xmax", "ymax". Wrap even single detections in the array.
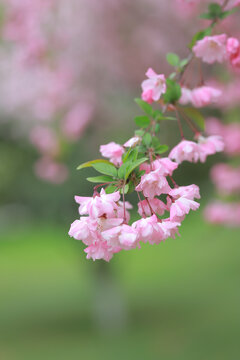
[
  {"xmin": 142, "ymin": 133, "xmax": 152, "ymax": 147},
  {"xmin": 163, "ymin": 79, "xmax": 182, "ymax": 104},
  {"xmin": 183, "ymin": 107, "xmax": 205, "ymax": 130},
  {"xmin": 92, "ymin": 162, "xmax": 118, "ymax": 177},
  {"xmin": 166, "ymin": 52, "xmax": 180, "ymax": 67},
  {"xmin": 120, "ymin": 184, "xmax": 129, "ymax": 195},
  {"xmin": 151, "ymin": 136, "xmax": 161, "ymax": 149},
  {"xmin": 152, "ymin": 109, "xmax": 164, "ymax": 121},
  {"xmin": 118, "ymin": 163, "xmax": 129, "ymax": 179},
  {"xmin": 155, "ymin": 144, "xmax": 169, "ymax": 154},
  {"xmin": 134, "ymin": 98, "xmax": 153, "ymax": 116},
  {"xmin": 105, "ymin": 184, "xmax": 118, "ymax": 194},
  {"xmin": 134, "ymin": 115, "xmax": 150, "ymax": 128},
  {"xmin": 77, "ymin": 159, "xmax": 115, "ymax": 170},
  {"xmin": 189, "ymin": 28, "xmax": 212, "ymax": 49},
  {"xmin": 124, "ymin": 157, "xmax": 148, "ymax": 180},
  {"xmin": 155, "ymin": 123, "xmax": 160, "ymax": 133},
  {"xmin": 179, "ymin": 58, "xmax": 189, "ymax": 68},
  {"xmin": 135, "ymin": 129, "xmax": 145, "ymax": 137},
  {"xmin": 86, "ymin": 175, "xmax": 114, "ymax": 183}
]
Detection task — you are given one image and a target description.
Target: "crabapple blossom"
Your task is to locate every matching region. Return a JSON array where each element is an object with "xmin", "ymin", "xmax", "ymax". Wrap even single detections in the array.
[
  {"xmin": 169, "ymin": 185, "xmax": 200, "ymax": 222},
  {"xmin": 179, "ymin": 87, "xmax": 192, "ymax": 105},
  {"xmin": 68, "ymin": 0, "xmax": 232, "ymax": 260},
  {"xmin": 135, "ymin": 168, "xmax": 171, "ymax": 199},
  {"xmin": 204, "ymin": 202, "xmax": 240, "ymax": 227},
  {"xmin": 140, "ymin": 157, "xmax": 178, "ymax": 176},
  {"xmin": 193, "ymin": 34, "xmax": 227, "ymax": 64},
  {"xmin": 210, "ymin": 164, "xmax": 240, "ymax": 195},
  {"xmin": 75, "ymin": 189, "xmax": 120, "ymax": 218},
  {"xmin": 226, "ymin": 37, "xmax": 240, "ymax": 69},
  {"xmin": 124, "ymin": 136, "xmax": 141, "ymax": 148},
  {"xmin": 137, "ymin": 198, "xmax": 167, "ymax": 217},
  {"xmin": 169, "ymin": 140, "xmax": 200, "ymax": 163},
  {"xmin": 191, "ymin": 86, "xmax": 222, "ymax": 108},
  {"xmin": 197, "ymin": 135, "xmax": 225, "ymax": 162},
  {"xmin": 100, "ymin": 142, "xmax": 124, "ymax": 166},
  {"xmin": 34, "ymin": 157, "xmax": 68, "ymax": 184},
  {"xmin": 141, "ymin": 68, "xmax": 166, "ymax": 104},
  {"xmin": 132, "ymin": 215, "xmax": 166, "ymax": 244}
]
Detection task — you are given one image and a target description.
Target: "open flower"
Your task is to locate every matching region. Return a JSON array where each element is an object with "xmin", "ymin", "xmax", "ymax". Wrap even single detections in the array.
[
  {"xmin": 75, "ymin": 189, "xmax": 120, "ymax": 218},
  {"xmin": 191, "ymin": 86, "xmax": 222, "ymax": 108},
  {"xmin": 138, "ymin": 198, "xmax": 167, "ymax": 217},
  {"xmin": 141, "ymin": 68, "xmax": 166, "ymax": 104},
  {"xmin": 193, "ymin": 34, "xmax": 227, "ymax": 64},
  {"xmin": 135, "ymin": 168, "xmax": 171, "ymax": 198},
  {"xmin": 169, "ymin": 140, "xmax": 200, "ymax": 163},
  {"xmin": 198, "ymin": 135, "xmax": 224, "ymax": 162},
  {"xmin": 100, "ymin": 142, "xmax": 124, "ymax": 166}
]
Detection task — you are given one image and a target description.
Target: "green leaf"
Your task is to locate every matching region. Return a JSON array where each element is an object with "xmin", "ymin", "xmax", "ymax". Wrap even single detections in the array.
[
  {"xmin": 183, "ymin": 107, "xmax": 205, "ymax": 130},
  {"xmin": 120, "ymin": 184, "xmax": 129, "ymax": 195},
  {"xmin": 135, "ymin": 129, "xmax": 145, "ymax": 137},
  {"xmin": 179, "ymin": 58, "xmax": 189, "ymax": 68},
  {"xmin": 86, "ymin": 175, "xmax": 114, "ymax": 183},
  {"xmin": 134, "ymin": 115, "xmax": 150, "ymax": 128},
  {"xmin": 166, "ymin": 53, "xmax": 180, "ymax": 67},
  {"xmin": 155, "ymin": 144, "xmax": 169, "ymax": 154},
  {"xmin": 169, "ymin": 72, "xmax": 177, "ymax": 80},
  {"xmin": 151, "ymin": 136, "xmax": 161, "ymax": 149},
  {"xmin": 142, "ymin": 133, "xmax": 152, "ymax": 147},
  {"xmin": 200, "ymin": 3, "xmax": 223, "ymax": 20},
  {"xmin": 152, "ymin": 109, "xmax": 164, "ymax": 121},
  {"xmin": 163, "ymin": 79, "xmax": 182, "ymax": 104},
  {"xmin": 118, "ymin": 163, "xmax": 129, "ymax": 179},
  {"xmin": 123, "ymin": 148, "xmax": 138, "ymax": 163},
  {"xmin": 124, "ymin": 157, "xmax": 148, "ymax": 180},
  {"xmin": 134, "ymin": 98, "xmax": 153, "ymax": 116},
  {"xmin": 92, "ymin": 162, "xmax": 118, "ymax": 177},
  {"xmin": 105, "ymin": 184, "xmax": 118, "ymax": 194},
  {"xmin": 77, "ymin": 159, "xmax": 115, "ymax": 170},
  {"xmin": 189, "ymin": 28, "xmax": 212, "ymax": 49},
  {"xmin": 155, "ymin": 123, "xmax": 160, "ymax": 133}
]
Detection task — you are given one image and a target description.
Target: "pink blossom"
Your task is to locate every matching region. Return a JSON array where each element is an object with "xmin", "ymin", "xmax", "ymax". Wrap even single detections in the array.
[
  {"xmin": 210, "ymin": 164, "xmax": 240, "ymax": 195},
  {"xmin": 124, "ymin": 136, "xmax": 141, "ymax": 148},
  {"xmin": 102, "ymin": 224, "xmax": 138, "ymax": 250},
  {"xmin": 179, "ymin": 87, "xmax": 192, "ymax": 105},
  {"xmin": 141, "ymin": 68, "xmax": 166, "ymax": 104},
  {"xmin": 100, "ymin": 142, "xmax": 124, "ymax": 166},
  {"xmin": 138, "ymin": 198, "xmax": 167, "ymax": 217},
  {"xmin": 139, "ymin": 157, "xmax": 178, "ymax": 176},
  {"xmin": 224, "ymin": 0, "xmax": 240, "ymax": 10},
  {"xmin": 132, "ymin": 215, "xmax": 165, "ymax": 244},
  {"xmin": 116, "ymin": 201, "xmax": 133, "ymax": 222},
  {"xmin": 34, "ymin": 156, "xmax": 68, "ymax": 184},
  {"xmin": 169, "ymin": 184, "xmax": 200, "ymax": 200},
  {"xmin": 75, "ymin": 189, "xmax": 120, "ymax": 218},
  {"xmin": 61, "ymin": 102, "xmax": 93, "ymax": 141},
  {"xmin": 204, "ymin": 201, "xmax": 240, "ymax": 227},
  {"xmin": 227, "ymin": 37, "xmax": 240, "ymax": 69},
  {"xmin": 30, "ymin": 126, "xmax": 59, "ymax": 156},
  {"xmin": 169, "ymin": 184, "xmax": 200, "ymax": 221},
  {"xmin": 198, "ymin": 135, "xmax": 224, "ymax": 162},
  {"xmin": 159, "ymin": 219, "xmax": 180, "ymax": 239},
  {"xmin": 193, "ymin": 34, "xmax": 227, "ymax": 64},
  {"xmin": 169, "ymin": 195, "xmax": 200, "ymax": 222},
  {"xmin": 68, "ymin": 217, "xmax": 98, "ymax": 244},
  {"xmin": 84, "ymin": 240, "xmax": 115, "ymax": 262},
  {"xmin": 191, "ymin": 86, "xmax": 222, "ymax": 108},
  {"xmin": 169, "ymin": 140, "xmax": 199, "ymax": 163},
  {"xmin": 135, "ymin": 168, "xmax": 171, "ymax": 199}
]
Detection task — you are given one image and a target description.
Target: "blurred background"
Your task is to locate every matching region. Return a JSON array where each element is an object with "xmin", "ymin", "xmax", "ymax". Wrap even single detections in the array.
[{"xmin": 0, "ymin": 1, "xmax": 240, "ymax": 359}]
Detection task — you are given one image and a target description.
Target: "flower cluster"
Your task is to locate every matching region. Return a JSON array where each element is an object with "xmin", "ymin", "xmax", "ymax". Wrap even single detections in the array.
[{"xmin": 69, "ymin": 0, "xmax": 240, "ymax": 260}]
